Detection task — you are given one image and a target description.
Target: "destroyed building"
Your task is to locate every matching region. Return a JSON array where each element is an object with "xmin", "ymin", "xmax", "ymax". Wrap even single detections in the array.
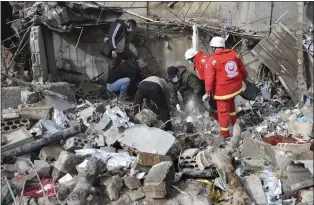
[{"xmin": 1, "ymin": 1, "xmax": 314, "ymax": 205}]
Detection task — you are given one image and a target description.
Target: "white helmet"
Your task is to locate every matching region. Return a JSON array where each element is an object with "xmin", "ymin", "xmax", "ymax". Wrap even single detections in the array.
[
  {"xmin": 185, "ymin": 48, "xmax": 198, "ymax": 60},
  {"xmin": 209, "ymin": 36, "xmax": 225, "ymax": 48}
]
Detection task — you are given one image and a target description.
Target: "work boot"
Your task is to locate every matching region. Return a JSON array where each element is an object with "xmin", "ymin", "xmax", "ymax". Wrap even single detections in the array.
[{"xmin": 118, "ymin": 96, "xmax": 132, "ymax": 105}]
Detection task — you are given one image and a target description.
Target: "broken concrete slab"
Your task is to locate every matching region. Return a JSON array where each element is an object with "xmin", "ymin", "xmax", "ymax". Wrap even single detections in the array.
[
  {"xmin": 104, "ymin": 126, "xmax": 122, "ymax": 146},
  {"xmin": 94, "ymin": 114, "xmax": 111, "ymax": 132},
  {"xmin": 123, "ymin": 175, "xmax": 141, "ymax": 190},
  {"xmin": 78, "ymin": 106, "xmax": 96, "ymax": 126},
  {"xmin": 39, "ymin": 144, "xmax": 64, "ymax": 164},
  {"xmin": 242, "ymin": 174, "xmax": 267, "ymax": 205},
  {"xmin": 126, "ymin": 190, "xmax": 145, "ymax": 201},
  {"xmin": 19, "ymin": 104, "xmax": 53, "ymax": 120},
  {"xmin": 1, "ymin": 127, "xmax": 34, "ymax": 152},
  {"xmin": 123, "ymin": 125, "xmax": 175, "ymax": 155},
  {"xmin": 282, "ymin": 163, "xmax": 313, "ymax": 193},
  {"xmin": 133, "ymin": 152, "xmax": 172, "ymax": 172},
  {"xmin": 2, "ymin": 108, "xmax": 20, "ymax": 119},
  {"xmin": 1, "ymin": 82, "xmax": 76, "ymax": 109},
  {"xmin": 21, "ymin": 90, "xmax": 39, "ymax": 104},
  {"xmin": 101, "ymin": 175, "xmax": 123, "ymax": 201},
  {"xmin": 110, "ymin": 194, "xmax": 132, "ymax": 205},
  {"xmin": 144, "ymin": 161, "xmax": 175, "ymax": 199}
]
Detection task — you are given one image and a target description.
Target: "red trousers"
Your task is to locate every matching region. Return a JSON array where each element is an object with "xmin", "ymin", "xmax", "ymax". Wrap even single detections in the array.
[{"xmin": 216, "ymin": 98, "xmax": 237, "ymax": 137}]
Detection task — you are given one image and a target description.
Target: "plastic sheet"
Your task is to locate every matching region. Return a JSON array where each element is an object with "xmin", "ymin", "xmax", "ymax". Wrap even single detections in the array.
[
  {"xmin": 259, "ymin": 166, "xmax": 282, "ymax": 204},
  {"xmin": 23, "ymin": 177, "xmax": 57, "ymax": 198},
  {"xmin": 53, "ymin": 109, "xmax": 67, "ymax": 128},
  {"xmin": 75, "ymin": 149, "xmax": 135, "ymax": 170}
]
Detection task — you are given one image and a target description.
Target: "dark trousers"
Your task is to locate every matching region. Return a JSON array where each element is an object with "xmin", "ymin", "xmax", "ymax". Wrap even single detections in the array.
[
  {"xmin": 111, "ymin": 47, "xmax": 137, "ymax": 69},
  {"xmin": 134, "ymin": 81, "xmax": 171, "ymax": 130}
]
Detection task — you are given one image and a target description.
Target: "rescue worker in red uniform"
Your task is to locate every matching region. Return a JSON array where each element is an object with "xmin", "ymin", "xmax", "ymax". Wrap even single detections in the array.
[{"xmin": 185, "ymin": 37, "xmax": 248, "ymax": 140}]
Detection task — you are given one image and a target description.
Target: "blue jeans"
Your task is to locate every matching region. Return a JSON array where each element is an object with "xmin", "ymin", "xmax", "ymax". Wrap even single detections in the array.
[{"xmin": 107, "ymin": 77, "xmax": 130, "ymax": 98}]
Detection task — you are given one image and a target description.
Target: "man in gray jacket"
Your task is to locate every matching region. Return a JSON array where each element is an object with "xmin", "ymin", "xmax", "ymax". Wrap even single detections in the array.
[{"xmin": 134, "ymin": 76, "xmax": 171, "ymax": 130}]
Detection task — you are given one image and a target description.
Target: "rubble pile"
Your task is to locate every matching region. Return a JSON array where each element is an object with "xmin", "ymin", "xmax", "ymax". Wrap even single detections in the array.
[{"xmin": 1, "ymin": 80, "xmax": 313, "ymax": 205}]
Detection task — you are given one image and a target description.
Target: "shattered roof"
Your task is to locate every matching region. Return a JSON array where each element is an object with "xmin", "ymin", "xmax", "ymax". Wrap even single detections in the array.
[{"xmin": 24, "ymin": 1, "xmax": 123, "ymax": 32}]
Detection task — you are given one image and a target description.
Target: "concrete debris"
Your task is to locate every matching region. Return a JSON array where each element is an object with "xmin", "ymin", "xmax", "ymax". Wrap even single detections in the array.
[
  {"xmin": 242, "ymin": 174, "xmax": 267, "ymax": 204},
  {"xmin": 126, "ymin": 189, "xmax": 145, "ymax": 201},
  {"xmin": 21, "ymin": 90, "xmax": 39, "ymax": 104},
  {"xmin": 123, "ymin": 175, "xmax": 141, "ymax": 190},
  {"xmin": 123, "ymin": 125, "xmax": 175, "ymax": 155},
  {"xmin": 144, "ymin": 161, "xmax": 175, "ymax": 198},
  {"xmin": 101, "ymin": 175, "xmax": 123, "ymax": 201},
  {"xmin": 133, "ymin": 152, "xmax": 172, "ymax": 172},
  {"xmin": 94, "ymin": 114, "xmax": 111, "ymax": 132},
  {"xmin": 1, "ymin": 8, "xmax": 313, "ymax": 204}
]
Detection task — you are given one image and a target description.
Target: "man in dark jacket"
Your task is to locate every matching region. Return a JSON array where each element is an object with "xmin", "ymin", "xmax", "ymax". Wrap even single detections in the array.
[
  {"xmin": 167, "ymin": 66, "xmax": 204, "ymax": 112},
  {"xmin": 107, "ymin": 58, "xmax": 147, "ymax": 104},
  {"xmin": 107, "ymin": 19, "xmax": 137, "ymax": 69},
  {"xmin": 134, "ymin": 76, "xmax": 171, "ymax": 130}
]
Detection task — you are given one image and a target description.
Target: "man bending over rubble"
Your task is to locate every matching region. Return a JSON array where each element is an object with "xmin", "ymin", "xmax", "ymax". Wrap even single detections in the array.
[
  {"xmin": 106, "ymin": 58, "xmax": 147, "ymax": 104},
  {"xmin": 134, "ymin": 76, "xmax": 172, "ymax": 130},
  {"xmin": 167, "ymin": 65, "xmax": 207, "ymax": 112},
  {"xmin": 107, "ymin": 19, "xmax": 138, "ymax": 69},
  {"xmin": 185, "ymin": 36, "xmax": 248, "ymax": 140}
]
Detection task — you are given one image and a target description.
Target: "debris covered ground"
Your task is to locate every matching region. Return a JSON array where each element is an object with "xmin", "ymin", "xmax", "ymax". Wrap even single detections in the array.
[{"xmin": 1, "ymin": 1, "xmax": 314, "ymax": 205}]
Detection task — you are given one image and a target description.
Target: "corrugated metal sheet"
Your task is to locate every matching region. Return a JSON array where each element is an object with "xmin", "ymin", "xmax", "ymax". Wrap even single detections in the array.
[{"xmin": 251, "ymin": 23, "xmax": 303, "ymax": 104}]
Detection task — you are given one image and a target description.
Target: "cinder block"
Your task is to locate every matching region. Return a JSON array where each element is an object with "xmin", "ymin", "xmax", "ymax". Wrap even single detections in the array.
[
  {"xmin": 39, "ymin": 144, "xmax": 64, "ymax": 164},
  {"xmin": 2, "ymin": 108, "xmax": 20, "ymax": 119},
  {"xmin": 19, "ymin": 104, "xmax": 53, "ymax": 120},
  {"xmin": 1, "ymin": 118, "xmax": 31, "ymax": 134},
  {"xmin": 63, "ymin": 137, "xmax": 93, "ymax": 151}
]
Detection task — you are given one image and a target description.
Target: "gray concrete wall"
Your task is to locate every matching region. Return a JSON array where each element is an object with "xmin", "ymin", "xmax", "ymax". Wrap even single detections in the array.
[{"xmin": 51, "ymin": 2, "xmax": 312, "ymax": 82}]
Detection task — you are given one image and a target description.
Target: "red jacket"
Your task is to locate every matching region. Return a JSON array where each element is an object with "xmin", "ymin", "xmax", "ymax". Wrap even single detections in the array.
[{"xmin": 194, "ymin": 49, "xmax": 248, "ymax": 100}]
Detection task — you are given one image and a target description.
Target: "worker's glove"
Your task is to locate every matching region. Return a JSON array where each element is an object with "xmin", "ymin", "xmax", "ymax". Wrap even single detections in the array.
[
  {"xmin": 202, "ymin": 93, "xmax": 210, "ymax": 102},
  {"xmin": 112, "ymin": 50, "xmax": 117, "ymax": 58},
  {"xmin": 176, "ymin": 104, "xmax": 182, "ymax": 112}
]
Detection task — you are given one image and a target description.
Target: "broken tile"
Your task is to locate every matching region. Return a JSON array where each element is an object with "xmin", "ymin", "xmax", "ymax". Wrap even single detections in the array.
[{"xmin": 144, "ymin": 161, "xmax": 175, "ymax": 199}]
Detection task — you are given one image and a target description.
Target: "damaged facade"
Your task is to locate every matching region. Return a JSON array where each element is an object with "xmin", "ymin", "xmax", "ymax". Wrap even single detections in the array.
[{"xmin": 1, "ymin": 1, "xmax": 314, "ymax": 205}]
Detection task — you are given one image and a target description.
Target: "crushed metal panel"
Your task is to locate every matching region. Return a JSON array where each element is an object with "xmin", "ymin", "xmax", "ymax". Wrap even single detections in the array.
[{"xmin": 251, "ymin": 23, "xmax": 302, "ymax": 104}]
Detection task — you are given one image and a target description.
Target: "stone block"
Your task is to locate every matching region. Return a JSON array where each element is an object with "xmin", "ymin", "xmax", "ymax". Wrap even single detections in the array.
[
  {"xmin": 2, "ymin": 127, "xmax": 34, "ymax": 152},
  {"xmin": 52, "ymin": 151, "xmax": 82, "ymax": 180},
  {"xmin": 63, "ymin": 137, "xmax": 92, "ymax": 151},
  {"xmin": 133, "ymin": 152, "xmax": 172, "ymax": 172},
  {"xmin": 101, "ymin": 175, "xmax": 123, "ymax": 201},
  {"xmin": 144, "ymin": 161, "xmax": 175, "ymax": 199},
  {"xmin": 39, "ymin": 144, "xmax": 64, "ymax": 163},
  {"xmin": 2, "ymin": 108, "xmax": 20, "ymax": 119},
  {"xmin": 123, "ymin": 175, "xmax": 141, "ymax": 190},
  {"xmin": 110, "ymin": 194, "xmax": 132, "ymax": 205},
  {"xmin": 19, "ymin": 104, "xmax": 53, "ymax": 120},
  {"xmin": 126, "ymin": 190, "xmax": 145, "ymax": 201},
  {"xmin": 123, "ymin": 125, "xmax": 175, "ymax": 155},
  {"xmin": 242, "ymin": 174, "xmax": 267, "ymax": 205},
  {"xmin": 21, "ymin": 90, "xmax": 39, "ymax": 104}
]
